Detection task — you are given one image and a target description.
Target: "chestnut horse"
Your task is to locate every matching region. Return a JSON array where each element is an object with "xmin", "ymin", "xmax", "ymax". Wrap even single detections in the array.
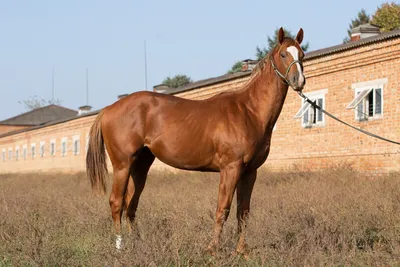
[{"xmin": 86, "ymin": 27, "xmax": 306, "ymax": 255}]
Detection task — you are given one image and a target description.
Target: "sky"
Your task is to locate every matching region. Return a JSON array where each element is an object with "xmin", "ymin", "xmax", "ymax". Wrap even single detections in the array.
[{"xmin": 0, "ymin": 0, "xmax": 387, "ymax": 120}]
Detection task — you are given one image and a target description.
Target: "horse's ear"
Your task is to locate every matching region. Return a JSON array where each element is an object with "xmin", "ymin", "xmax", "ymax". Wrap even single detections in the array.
[
  {"xmin": 296, "ymin": 28, "xmax": 304, "ymax": 44},
  {"xmin": 278, "ymin": 27, "xmax": 285, "ymax": 45}
]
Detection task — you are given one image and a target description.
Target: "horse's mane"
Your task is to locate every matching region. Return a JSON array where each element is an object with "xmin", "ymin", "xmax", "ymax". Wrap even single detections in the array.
[
  {"xmin": 211, "ymin": 38, "xmax": 294, "ymax": 98},
  {"xmin": 242, "ymin": 37, "xmax": 295, "ymax": 88}
]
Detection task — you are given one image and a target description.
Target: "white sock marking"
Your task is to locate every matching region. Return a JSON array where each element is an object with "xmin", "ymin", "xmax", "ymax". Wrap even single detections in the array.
[{"xmin": 116, "ymin": 234, "xmax": 123, "ymax": 250}]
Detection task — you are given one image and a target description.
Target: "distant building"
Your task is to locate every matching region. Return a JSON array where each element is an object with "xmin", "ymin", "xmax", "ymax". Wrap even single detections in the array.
[
  {"xmin": 0, "ymin": 105, "xmax": 78, "ymax": 135},
  {"xmin": 0, "ymin": 26, "xmax": 399, "ymax": 174}
]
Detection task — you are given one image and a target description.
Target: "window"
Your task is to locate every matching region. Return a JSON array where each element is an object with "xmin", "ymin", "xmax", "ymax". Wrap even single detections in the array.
[
  {"xmin": 23, "ymin": 145, "xmax": 27, "ymax": 160},
  {"xmin": 2, "ymin": 149, "xmax": 6, "ymax": 161},
  {"xmin": 61, "ymin": 137, "xmax": 67, "ymax": 157},
  {"xmin": 15, "ymin": 147, "xmax": 19, "ymax": 161},
  {"xmin": 294, "ymin": 89, "xmax": 327, "ymax": 128},
  {"xmin": 40, "ymin": 142, "xmax": 45, "ymax": 157},
  {"xmin": 73, "ymin": 135, "xmax": 80, "ymax": 155},
  {"xmin": 31, "ymin": 144, "xmax": 36, "ymax": 159},
  {"xmin": 50, "ymin": 139, "xmax": 56, "ymax": 156},
  {"xmin": 347, "ymin": 79, "xmax": 385, "ymax": 121},
  {"xmin": 8, "ymin": 148, "xmax": 12, "ymax": 160}
]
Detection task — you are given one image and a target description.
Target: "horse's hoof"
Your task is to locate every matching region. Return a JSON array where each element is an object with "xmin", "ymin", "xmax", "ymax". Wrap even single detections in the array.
[
  {"xmin": 115, "ymin": 234, "xmax": 123, "ymax": 250},
  {"xmin": 234, "ymin": 245, "xmax": 250, "ymax": 260},
  {"xmin": 232, "ymin": 250, "xmax": 250, "ymax": 260},
  {"xmin": 206, "ymin": 244, "xmax": 217, "ymax": 256}
]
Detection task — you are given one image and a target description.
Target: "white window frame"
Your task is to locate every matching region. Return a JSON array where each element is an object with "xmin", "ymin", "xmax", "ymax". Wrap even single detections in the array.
[
  {"xmin": 40, "ymin": 141, "xmax": 45, "ymax": 158},
  {"xmin": 294, "ymin": 89, "xmax": 328, "ymax": 128},
  {"xmin": 22, "ymin": 145, "xmax": 27, "ymax": 160},
  {"xmin": 61, "ymin": 137, "xmax": 67, "ymax": 157},
  {"xmin": 31, "ymin": 143, "xmax": 36, "ymax": 159},
  {"xmin": 50, "ymin": 139, "xmax": 56, "ymax": 156},
  {"xmin": 85, "ymin": 133, "xmax": 90, "ymax": 152},
  {"xmin": 1, "ymin": 149, "xmax": 5, "ymax": 161},
  {"xmin": 15, "ymin": 146, "xmax": 20, "ymax": 161},
  {"xmin": 348, "ymin": 79, "xmax": 386, "ymax": 121},
  {"xmin": 8, "ymin": 148, "xmax": 12, "ymax": 160}
]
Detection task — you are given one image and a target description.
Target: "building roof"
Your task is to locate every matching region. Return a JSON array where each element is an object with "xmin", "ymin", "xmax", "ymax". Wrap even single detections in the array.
[
  {"xmin": 305, "ymin": 29, "xmax": 400, "ymax": 59},
  {"xmin": 154, "ymin": 70, "xmax": 252, "ymax": 95},
  {"xmin": 0, "ymin": 104, "xmax": 78, "ymax": 126}
]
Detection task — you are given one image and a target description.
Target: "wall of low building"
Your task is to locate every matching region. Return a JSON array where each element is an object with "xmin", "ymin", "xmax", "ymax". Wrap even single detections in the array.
[
  {"xmin": 0, "ymin": 115, "xmax": 177, "ymax": 173},
  {"xmin": 0, "ymin": 38, "xmax": 399, "ymax": 174},
  {"xmin": 0, "ymin": 125, "xmax": 31, "ymax": 135}
]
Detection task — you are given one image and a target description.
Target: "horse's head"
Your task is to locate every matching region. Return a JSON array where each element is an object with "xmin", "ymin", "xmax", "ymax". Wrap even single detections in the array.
[{"xmin": 270, "ymin": 27, "xmax": 305, "ymax": 91}]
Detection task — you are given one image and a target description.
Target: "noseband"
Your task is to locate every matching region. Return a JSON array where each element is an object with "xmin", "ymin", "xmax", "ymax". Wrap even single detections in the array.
[{"xmin": 270, "ymin": 55, "xmax": 303, "ymax": 87}]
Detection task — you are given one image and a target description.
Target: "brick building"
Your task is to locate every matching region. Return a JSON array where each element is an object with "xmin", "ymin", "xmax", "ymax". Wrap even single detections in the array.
[{"xmin": 1, "ymin": 26, "xmax": 399, "ymax": 174}]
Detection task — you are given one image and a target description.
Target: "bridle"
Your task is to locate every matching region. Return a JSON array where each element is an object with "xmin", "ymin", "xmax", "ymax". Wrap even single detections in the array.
[{"xmin": 269, "ymin": 54, "xmax": 303, "ymax": 87}]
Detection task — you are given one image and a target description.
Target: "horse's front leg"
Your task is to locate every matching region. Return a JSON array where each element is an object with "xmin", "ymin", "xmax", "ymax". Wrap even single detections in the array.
[
  {"xmin": 207, "ymin": 161, "xmax": 242, "ymax": 254},
  {"xmin": 235, "ymin": 169, "xmax": 257, "ymax": 258}
]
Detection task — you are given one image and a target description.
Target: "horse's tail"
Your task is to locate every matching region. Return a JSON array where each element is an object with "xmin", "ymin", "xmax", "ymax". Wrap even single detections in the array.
[{"xmin": 86, "ymin": 110, "xmax": 108, "ymax": 195}]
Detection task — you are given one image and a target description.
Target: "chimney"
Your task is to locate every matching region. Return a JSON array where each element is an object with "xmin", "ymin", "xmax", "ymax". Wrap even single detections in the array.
[
  {"xmin": 118, "ymin": 94, "xmax": 129, "ymax": 100},
  {"xmin": 78, "ymin": 105, "xmax": 92, "ymax": 116},
  {"xmin": 153, "ymin": 84, "xmax": 170, "ymax": 93},
  {"xmin": 350, "ymin": 23, "xmax": 381, "ymax": 42},
  {"xmin": 241, "ymin": 59, "xmax": 258, "ymax": 72}
]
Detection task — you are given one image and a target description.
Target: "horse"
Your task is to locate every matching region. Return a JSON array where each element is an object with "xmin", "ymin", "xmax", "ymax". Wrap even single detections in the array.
[{"xmin": 86, "ymin": 27, "xmax": 306, "ymax": 256}]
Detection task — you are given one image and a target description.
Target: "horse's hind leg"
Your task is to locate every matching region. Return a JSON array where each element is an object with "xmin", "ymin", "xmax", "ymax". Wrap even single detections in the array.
[
  {"xmin": 109, "ymin": 158, "xmax": 133, "ymax": 249},
  {"xmin": 124, "ymin": 178, "xmax": 134, "ymax": 233},
  {"xmin": 125, "ymin": 147, "xmax": 155, "ymax": 233}
]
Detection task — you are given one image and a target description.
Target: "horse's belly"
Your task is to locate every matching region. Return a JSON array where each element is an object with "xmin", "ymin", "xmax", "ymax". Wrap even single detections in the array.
[
  {"xmin": 147, "ymin": 139, "xmax": 216, "ymax": 171},
  {"xmin": 246, "ymin": 145, "xmax": 271, "ymax": 170}
]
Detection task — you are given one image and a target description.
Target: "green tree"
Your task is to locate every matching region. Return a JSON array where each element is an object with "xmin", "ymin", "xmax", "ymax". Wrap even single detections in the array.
[
  {"xmin": 371, "ymin": 2, "xmax": 400, "ymax": 32},
  {"xmin": 255, "ymin": 28, "xmax": 310, "ymax": 60},
  {"xmin": 162, "ymin": 74, "xmax": 192, "ymax": 88},
  {"xmin": 343, "ymin": 9, "xmax": 370, "ymax": 43},
  {"xmin": 227, "ymin": 61, "xmax": 243, "ymax": 74},
  {"xmin": 19, "ymin": 95, "xmax": 62, "ymax": 111}
]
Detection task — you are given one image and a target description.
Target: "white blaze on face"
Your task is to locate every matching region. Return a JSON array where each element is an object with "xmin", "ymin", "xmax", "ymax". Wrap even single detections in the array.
[{"xmin": 286, "ymin": 46, "xmax": 305, "ymax": 85}]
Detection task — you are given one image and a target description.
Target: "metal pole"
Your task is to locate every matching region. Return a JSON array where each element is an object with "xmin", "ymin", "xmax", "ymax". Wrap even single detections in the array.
[
  {"xmin": 86, "ymin": 68, "xmax": 89, "ymax": 105},
  {"xmin": 144, "ymin": 40, "xmax": 148, "ymax": 90}
]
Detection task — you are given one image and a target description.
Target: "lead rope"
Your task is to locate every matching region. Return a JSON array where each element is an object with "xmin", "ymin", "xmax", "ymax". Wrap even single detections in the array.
[{"xmin": 297, "ymin": 91, "xmax": 400, "ymax": 146}]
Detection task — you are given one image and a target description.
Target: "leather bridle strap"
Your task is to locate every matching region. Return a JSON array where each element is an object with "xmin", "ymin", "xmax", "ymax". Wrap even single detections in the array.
[{"xmin": 270, "ymin": 56, "xmax": 303, "ymax": 86}]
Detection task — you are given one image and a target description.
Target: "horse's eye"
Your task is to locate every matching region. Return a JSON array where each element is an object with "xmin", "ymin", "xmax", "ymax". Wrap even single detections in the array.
[{"xmin": 280, "ymin": 52, "xmax": 286, "ymax": 58}]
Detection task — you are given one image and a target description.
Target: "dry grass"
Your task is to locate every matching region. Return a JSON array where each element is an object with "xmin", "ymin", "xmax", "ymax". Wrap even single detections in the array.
[{"xmin": 1, "ymin": 166, "xmax": 400, "ymax": 266}]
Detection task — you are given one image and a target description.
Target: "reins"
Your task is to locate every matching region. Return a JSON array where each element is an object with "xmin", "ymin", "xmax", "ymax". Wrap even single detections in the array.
[{"xmin": 269, "ymin": 56, "xmax": 400, "ymax": 146}]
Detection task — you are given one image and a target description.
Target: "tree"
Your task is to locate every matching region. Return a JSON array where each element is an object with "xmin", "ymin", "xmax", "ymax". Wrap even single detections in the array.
[
  {"xmin": 343, "ymin": 9, "xmax": 370, "ymax": 43},
  {"xmin": 255, "ymin": 28, "xmax": 310, "ymax": 60},
  {"xmin": 227, "ymin": 61, "xmax": 243, "ymax": 74},
  {"xmin": 371, "ymin": 2, "xmax": 400, "ymax": 32},
  {"xmin": 162, "ymin": 75, "xmax": 192, "ymax": 88},
  {"xmin": 19, "ymin": 95, "xmax": 62, "ymax": 111}
]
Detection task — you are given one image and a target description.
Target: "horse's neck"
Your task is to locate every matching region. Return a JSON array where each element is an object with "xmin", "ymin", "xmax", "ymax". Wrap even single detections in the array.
[{"xmin": 240, "ymin": 61, "xmax": 289, "ymax": 132}]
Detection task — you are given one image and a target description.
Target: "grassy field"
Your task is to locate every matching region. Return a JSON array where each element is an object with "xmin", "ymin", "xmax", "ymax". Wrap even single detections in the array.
[{"xmin": 1, "ymin": 166, "xmax": 400, "ymax": 266}]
